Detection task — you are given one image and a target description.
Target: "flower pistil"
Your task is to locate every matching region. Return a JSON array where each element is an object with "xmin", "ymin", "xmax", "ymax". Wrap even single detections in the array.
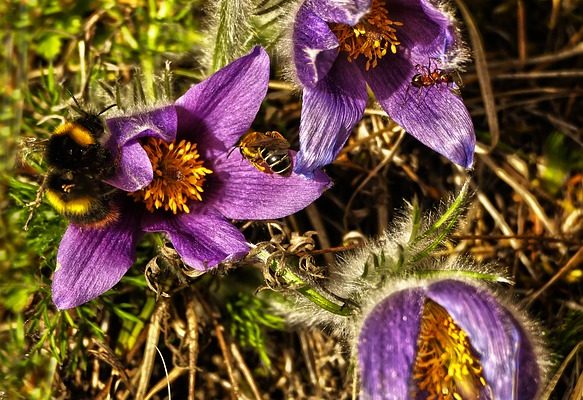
[
  {"xmin": 331, "ymin": 0, "xmax": 403, "ymax": 70},
  {"xmin": 132, "ymin": 138, "xmax": 212, "ymax": 214},
  {"xmin": 412, "ymin": 300, "xmax": 489, "ymax": 399}
]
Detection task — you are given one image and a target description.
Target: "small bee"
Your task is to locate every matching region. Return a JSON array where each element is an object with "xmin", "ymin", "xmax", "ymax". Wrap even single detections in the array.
[
  {"xmin": 24, "ymin": 96, "xmax": 119, "ymax": 229},
  {"xmin": 233, "ymin": 131, "xmax": 293, "ymax": 176}
]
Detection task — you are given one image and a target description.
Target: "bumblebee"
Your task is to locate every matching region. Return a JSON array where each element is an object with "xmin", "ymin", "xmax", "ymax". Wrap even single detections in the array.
[
  {"xmin": 25, "ymin": 98, "xmax": 119, "ymax": 229},
  {"xmin": 45, "ymin": 101, "xmax": 116, "ymax": 177},
  {"xmin": 234, "ymin": 131, "xmax": 292, "ymax": 176},
  {"xmin": 45, "ymin": 171, "xmax": 120, "ymax": 228}
]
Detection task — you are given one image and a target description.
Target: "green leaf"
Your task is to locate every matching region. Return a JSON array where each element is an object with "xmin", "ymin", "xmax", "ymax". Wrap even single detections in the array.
[
  {"xmin": 539, "ymin": 131, "xmax": 583, "ymax": 194},
  {"xmin": 35, "ymin": 33, "xmax": 63, "ymax": 61}
]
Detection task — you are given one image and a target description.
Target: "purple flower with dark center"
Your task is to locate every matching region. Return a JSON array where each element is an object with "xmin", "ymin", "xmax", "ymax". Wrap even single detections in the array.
[
  {"xmin": 358, "ymin": 279, "xmax": 542, "ymax": 399},
  {"xmin": 52, "ymin": 47, "xmax": 330, "ymax": 310},
  {"xmin": 292, "ymin": 0, "xmax": 475, "ymax": 174}
]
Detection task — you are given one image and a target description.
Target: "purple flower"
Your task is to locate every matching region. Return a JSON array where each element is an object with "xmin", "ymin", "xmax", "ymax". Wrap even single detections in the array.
[
  {"xmin": 52, "ymin": 47, "xmax": 330, "ymax": 310},
  {"xmin": 358, "ymin": 279, "xmax": 542, "ymax": 399},
  {"xmin": 292, "ymin": 0, "xmax": 475, "ymax": 174}
]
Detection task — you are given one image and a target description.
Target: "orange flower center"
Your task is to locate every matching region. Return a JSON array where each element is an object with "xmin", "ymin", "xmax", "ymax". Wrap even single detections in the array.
[
  {"xmin": 131, "ymin": 137, "xmax": 212, "ymax": 214},
  {"xmin": 330, "ymin": 0, "xmax": 403, "ymax": 70},
  {"xmin": 411, "ymin": 300, "xmax": 490, "ymax": 399}
]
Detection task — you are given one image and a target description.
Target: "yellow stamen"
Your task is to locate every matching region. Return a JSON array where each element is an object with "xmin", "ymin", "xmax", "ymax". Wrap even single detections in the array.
[
  {"xmin": 131, "ymin": 138, "xmax": 212, "ymax": 214},
  {"xmin": 412, "ymin": 300, "xmax": 490, "ymax": 399},
  {"xmin": 330, "ymin": 0, "xmax": 403, "ymax": 70}
]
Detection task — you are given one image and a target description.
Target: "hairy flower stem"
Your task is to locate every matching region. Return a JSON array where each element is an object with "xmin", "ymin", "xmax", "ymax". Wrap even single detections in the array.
[
  {"xmin": 255, "ymin": 249, "xmax": 355, "ymax": 317},
  {"xmin": 410, "ymin": 181, "xmax": 470, "ymax": 263}
]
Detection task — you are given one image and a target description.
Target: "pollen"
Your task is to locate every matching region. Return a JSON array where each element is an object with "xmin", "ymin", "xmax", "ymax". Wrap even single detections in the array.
[
  {"xmin": 411, "ymin": 300, "xmax": 490, "ymax": 399},
  {"xmin": 330, "ymin": 0, "xmax": 403, "ymax": 70},
  {"xmin": 131, "ymin": 137, "xmax": 212, "ymax": 214}
]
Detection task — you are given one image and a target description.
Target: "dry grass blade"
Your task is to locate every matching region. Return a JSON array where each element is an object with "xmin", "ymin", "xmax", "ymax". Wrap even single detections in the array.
[
  {"xmin": 89, "ymin": 340, "xmax": 135, "ymax": 397},
  {"xmin": 517, "ymin": 0, "xmax": 527, "ymax": 64},
  {"xmin": 136, "ymin": 300, "xmax": 168, "ymax": 400},
  {"xmin": 479, "ymin": 151, "xmax": 557, "ymax": 235},
  {"xmin": 144, "ymin": 347, "xmax": 174, "ymax": 400},
  {"xmin": 343, "ymin": 129, "xmax": 406, "ymax": 230},
  {"xmin": 474, "ymin": 189, "xmax": 534, "ymax": 275},
  {"xmin": 305, "ymin": 204, "xmax": 334, "ymax": 265},
  {"xmin": 527, "ymin": 247, "xmax": 583, "ymax": 305},
  {"xmin": 144, "ymin": 367, "xmax": 188, "ymax": 400},
  {"xmin": 454, "ymin": 0, "xmax": 500, "ymax": 151},
  {"xmin": 214, "ymin": 319, "xmax": 240, "ymax": 399},
  {"xmin": 539, "ymin": 341, "xmax": 583, "ymax": 400},
  {"xmin": 571, "ymin": 371, "xmax": 583, "ymax": 400},
  {"xmin": 230, "ymin": 342, "xmax": 263, "ymax": 400},
  {"xmin": 186, "ymin": 294, "xmax": 200, "ymax": 400}
]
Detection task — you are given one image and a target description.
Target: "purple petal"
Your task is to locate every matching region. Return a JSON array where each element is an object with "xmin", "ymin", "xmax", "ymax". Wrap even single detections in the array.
[
  {"xmin": 175, "ymin": 47, "xmax": 269, "ymax": 155},
  {"xmin": 305, "ymin": 0, "xmax": 371, "ymax": 25},
  {"xmin": 105, "ymin": 105, "xmax": 178, "ymax": 191},
  {"xmin": 362, "ymin": 56, "xmax": 475, "ymax": 167},
  {"xmin": 295, "ymin": 57, "xmax": 368, "ymax": 174},
  {"xmin": 390, "ymin": 0, "xmax": 458, "ymax": 60},
  {"xmin": 293, "ymin": 5, "xmax": 340, "ymax": 87},
  {"xmin": 105, "ymin": 141, "xmax": 153, "ymax": 192},
  {"xmin": 206, "ymin": 150, "xmax": 331, "ymax": 220},
  {"xmin": 427, "ymin": 280, "xmax": 541, "ymax": 399},
  {"xmin": 141, "ymin": 208, "xmax": 249, "ymax": 271},
  {"xmin": 359, "ymin": 288, "xmax": 425, "ymax": 399},
  {"xmin": 52, "ymin": 208, "xmax": 142, "ymax": 309}
]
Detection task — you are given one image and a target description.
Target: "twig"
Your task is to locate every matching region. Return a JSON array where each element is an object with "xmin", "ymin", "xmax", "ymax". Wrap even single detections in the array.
[
  {"xmin": 144, "ymin": 367, "xmax": 188, "ymax": 400},
  {"xmin": 305, "ymin": 204, "xmax": 333, "ymax": 265},
  {"xmin": 539, "ymin": 341, "xmax": 583, "ymax": 400},
  {"xmin": 488, "ymin": 42, "xmax": 583, "ymax": 68},
  {"xmin": 517, "ymin": 0, "xmax": 526, "ymax": 64},
  {"xmin": 230, "ymin": 342, "xmax": 263, "ymax": 400},
  {"xmin": 495, "ymin": 70, "xmax": 583, "ymax": 79},
  {"xmin": 343, "ymin": 130, "xmax": 405, "ymax": 230},
  {"xmin": 453, "ymin": 0, "xmax": 499, "ymax": 152},
  {"xmin": 527, "ymin": 247, "xmax": 583, "ymax": 304},
  {"xmin": 475, "ymin": 189, "xmax": 534, "ymax": 275},
  {"xmin": 451, "ymin": 233, "xmax": 580, "ymax": 246},
  {"xmin": 185, "ymin": 294, "xmax": 200, "ymax": 400},
  {"xmin": 478, "ymin": 152, "xmax": 557, "ymax": 235},
  {"xmin": 136, "ymin": 300, "xmax": 168, "ymax": 400},
  {"xmin": 214, "ymin": 320, "xmax": 240, "ymax": 399},
  {"xmin": 298, "ymin": 331, "xmax": 318, "ymax": 388}
]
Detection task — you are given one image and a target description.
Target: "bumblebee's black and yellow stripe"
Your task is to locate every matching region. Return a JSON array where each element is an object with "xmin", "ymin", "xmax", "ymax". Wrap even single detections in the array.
[
  {"xmin": 40, "ymin": 102, "xmax": 119, "ymax": 228},
  {"xmin": 45, "ymin": 117, "xmax": 114, "ymax": 178},
  {"xmin": 45, "ymin": 171, "xmax": 119, "ymax": 228}
]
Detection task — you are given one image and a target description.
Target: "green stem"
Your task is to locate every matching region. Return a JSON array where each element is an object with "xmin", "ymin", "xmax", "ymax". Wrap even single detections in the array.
[
  {"xmin": 417, "ymin": 181, "xmax": 469, "ymax": 241},
  {"xmin": 255, "ymin": 249, "xmax": 354, "ymax": 317}
]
